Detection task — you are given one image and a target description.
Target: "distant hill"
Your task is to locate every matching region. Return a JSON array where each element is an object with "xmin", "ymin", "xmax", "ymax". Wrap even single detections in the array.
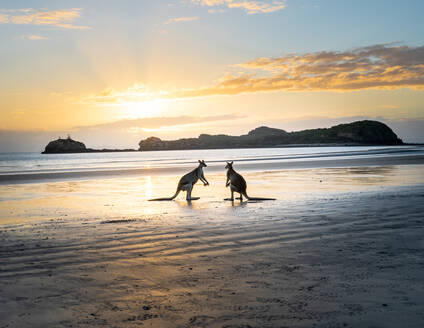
[
  {"xmin": 42, "ymin": 136, "xmax": 136, "ymax": 154},
  {"xmin": 138, "ymin": 120, "xmax": 403, "ymax": 151}
]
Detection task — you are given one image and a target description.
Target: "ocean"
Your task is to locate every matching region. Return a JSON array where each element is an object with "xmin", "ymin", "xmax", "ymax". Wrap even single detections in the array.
[{"xmin": 0, "ymin": 145, "xmax": 423, "ymax": 184}]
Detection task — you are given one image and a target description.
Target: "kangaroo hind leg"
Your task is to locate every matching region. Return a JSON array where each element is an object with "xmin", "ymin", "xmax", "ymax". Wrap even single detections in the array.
[
  {"xmin": 187, "ymin": 184, "xmax": 193, "ymax": 200},
  {"xmin": 185, "ymin": 184, "xmax": 200, "ymax": 201}
]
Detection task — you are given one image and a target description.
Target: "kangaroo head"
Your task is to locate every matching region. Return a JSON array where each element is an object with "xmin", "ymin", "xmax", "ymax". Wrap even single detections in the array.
[
  {"xmin": 198, "ymin": 160, "xmax": 207, "ymax": 167},
  {"xmin": 225, "ymin": 161, "xmax": 234, "ymax": 170}
]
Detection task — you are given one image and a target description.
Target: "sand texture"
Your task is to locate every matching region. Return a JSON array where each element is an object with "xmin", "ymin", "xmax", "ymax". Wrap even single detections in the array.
[{"xmin": 1, "ymin": 165, "xmax": 424, "ymax": 327}]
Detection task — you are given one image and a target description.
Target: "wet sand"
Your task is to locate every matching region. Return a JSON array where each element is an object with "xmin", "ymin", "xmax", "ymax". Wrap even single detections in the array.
[
  {"xmin": 1, "ymin": 151, "xmax": 424, "ymax": 184},
  {"xmin": 1, "ymin": 163, "xmax": 424, "ymax": 327}
]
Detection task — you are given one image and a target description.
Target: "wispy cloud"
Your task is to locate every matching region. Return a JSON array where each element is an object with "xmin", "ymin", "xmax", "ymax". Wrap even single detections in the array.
[
  {"xmin": 170, "ymin": 44, "xmax": 424, "ymax": 97},
  {"xmin": 20, "ymin": 34, "xmax": 48, "ymax": 40},
  {"xmin": 81, "ymin": 84, "xmax": 158, "ymax": 106},
  {"xmin": 82, "ymin": 44, "xmax": 424, "ymax": 105},
  {"xmin": 77, "ymin": 115, "xmax": 244, "ymax": 131},
  {"xmin": 191, "ymin": 0, "xmax": 286, "ymax": 14},
  {"xmin": 164, "ymin": 16, "xmax": 199, "ymax": 24},
  {"xmin": 0, "ymin": 115, "xmax": 246, "ymax": 151},
  {"xmin": 0, "ymin": 13, "xmax": 8, "ymax": 23},
  {"xmin": 0, "ymin": 8, "xmax": 90, "ymax": 29},
  {"xmin": 207, "ymin": 8, "xmax": 227, "ymax": 13}
]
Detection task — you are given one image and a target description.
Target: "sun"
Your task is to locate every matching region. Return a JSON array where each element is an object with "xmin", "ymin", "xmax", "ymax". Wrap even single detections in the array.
[{"xmin": 121, "ymin": 99, "xmax": 166, "ymax": 119}]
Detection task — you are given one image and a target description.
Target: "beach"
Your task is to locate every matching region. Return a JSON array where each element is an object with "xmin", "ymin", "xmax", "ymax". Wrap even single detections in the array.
[
  {"xmin": 1, "ymin": 148, "xmax": 424, "ymax": 327},
  {"xmin": 3, "ymin": 0, "xmax": 424, "ymax": 326}
]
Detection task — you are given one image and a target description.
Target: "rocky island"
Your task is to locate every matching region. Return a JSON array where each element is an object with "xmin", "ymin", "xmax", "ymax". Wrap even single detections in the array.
[
  {"xmin": 42, "ymin": 121, "xmax": 403, "ymax": 154},
  {"xmin": 42, "ymin": 136, "xmax": 136, "ymax": 154},
  {"xmin": 138, "ymin": 120, "xmax": 403, "ymax": 151}
]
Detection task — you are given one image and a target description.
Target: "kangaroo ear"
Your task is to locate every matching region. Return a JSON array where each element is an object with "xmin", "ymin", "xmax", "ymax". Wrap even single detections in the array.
[
  {"xmin": 198, "ymin": 160, "xmax": 201, "ymax": 163},
  {"xmin": 230, "ymin": 161, "xmax": 233, "ymax": 165}
]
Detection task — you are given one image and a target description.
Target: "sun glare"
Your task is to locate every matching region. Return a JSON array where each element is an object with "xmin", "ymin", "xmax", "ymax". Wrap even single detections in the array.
[{"xmin": 121, "ymin": 99, "xmax": 165, "ymax": 119}]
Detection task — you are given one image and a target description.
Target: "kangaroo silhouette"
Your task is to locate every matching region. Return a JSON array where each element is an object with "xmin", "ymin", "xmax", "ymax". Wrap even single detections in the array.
[
  {"xmin": 225, "ymin": 161, "xmax": 275, "ymax": 201},
  {"xmin": 149, "ymin": 160, "xmax": 209, "ymax": 201}
]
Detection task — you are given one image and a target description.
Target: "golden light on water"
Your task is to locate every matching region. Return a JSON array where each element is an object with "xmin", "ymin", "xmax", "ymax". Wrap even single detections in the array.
[
  {"xmin": 145, "ymin": 175, "xmax": 153, "ymax": 200},
  {"xmin": 1, "ymin": 166, "xmax": 424, "ymax": 225}
]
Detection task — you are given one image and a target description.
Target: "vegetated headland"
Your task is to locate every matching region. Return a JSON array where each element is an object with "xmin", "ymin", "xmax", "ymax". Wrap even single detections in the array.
[
  {"xmin": 42, "ymin": 120, "xmax": 402, "ymax": 154},
  {"xmin": 138, "ymin": 120, "xmax": 403, "ymax": 151}
]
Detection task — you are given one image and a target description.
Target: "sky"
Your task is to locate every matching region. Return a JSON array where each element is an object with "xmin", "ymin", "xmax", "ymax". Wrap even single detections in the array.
[{"xmin": 1, "ymin": 0, "xmax": 424, "ymax": 151}]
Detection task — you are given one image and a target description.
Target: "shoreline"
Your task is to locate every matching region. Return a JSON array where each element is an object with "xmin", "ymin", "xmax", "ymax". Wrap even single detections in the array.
[{"xmin": 1, "ymin": 153, "xmax": 424, "ymax": 185}]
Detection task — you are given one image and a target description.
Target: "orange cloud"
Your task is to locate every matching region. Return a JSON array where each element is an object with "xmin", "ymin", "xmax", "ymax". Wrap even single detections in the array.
[
  {"xmin": 83, "ymin": 44, "xmax": 424, "ymax": 105},
  {"xmin": 172, "ymin": 44, "xmax": 424, "ymax": 96},
  {"xmin": 191, "ymin": 0, "xmax": 286, "ymax": 14},
  {"xmin": 81, "ymin": 85, "xmax": 158, "ymax": 105},
  {"xmin": 0, "ymin": 13, "xmax": 8, "ymax": 23},
  {"xmin": 20, "ymin": 34, "xmax": 48, "ymax": 40},
  {"xmin": 164, "ymin": 16, "xmax": 199, "ymax": 24},
  {"xmin": 76, "ymin": 115, "xmax": 244, "ymax": 131},
  {"xmin": 0, "ymin": 8, "xmax": 90, "ymax": 29}
]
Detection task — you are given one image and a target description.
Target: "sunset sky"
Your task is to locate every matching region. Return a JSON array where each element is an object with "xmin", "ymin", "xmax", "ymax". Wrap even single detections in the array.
[{"xmin": 1, "ymin": 0, "xmax": 424, "ymax": 151}]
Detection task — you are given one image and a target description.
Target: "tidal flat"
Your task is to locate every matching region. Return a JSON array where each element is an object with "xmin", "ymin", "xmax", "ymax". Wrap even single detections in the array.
[{"xmin": 1, "ymin": 162, "xmax": 424, "ymax": 327}]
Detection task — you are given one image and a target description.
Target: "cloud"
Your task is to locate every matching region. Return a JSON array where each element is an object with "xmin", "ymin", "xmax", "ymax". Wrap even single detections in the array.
[
  {"xmin": 20, "ymin": 34, "xmax": 48, "ymax": 40},
  {"xmin": 191, "ymin": 0, "xmax": 286, "ymax": 14},
  {"xmin": 0, "ymin": 115, "xmax": 245, "ymax": 151},
  {"xmin": 0, "ymin": 13, "xmax": 8, "ymax": 23},
  {"xmin": 207, "ymin": 8, "xmax": 227, "ymax": 13},
  {"xmin": 164, "ymin": 16, "xmax": 199, "ymax": 24},
  {"xmin": 0, "ymin": 8, "xmax": 90, "ymax": 29},
  {"xmin": 82, "ymin": 44, "xmax": 424, "ymax": 105},
  {"xmin": 81, "ymin": 84, "xmax": 157, "ymax": 105},
  {"xmin": 76, "ymin": 115, "xmax": 244, "ymax": 131},
  {"xmin": 170, "ymin": 44, "xmax": 424, "ymax": 97}
]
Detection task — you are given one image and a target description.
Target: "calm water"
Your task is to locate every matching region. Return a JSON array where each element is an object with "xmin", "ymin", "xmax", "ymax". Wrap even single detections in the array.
[
  {"xmin": 1, "ymin": 146, "xmax": 424, "ymax": 223},
  {"xmin": 0, "ymin": 146, "xmax": 422, "ymax": 177}
]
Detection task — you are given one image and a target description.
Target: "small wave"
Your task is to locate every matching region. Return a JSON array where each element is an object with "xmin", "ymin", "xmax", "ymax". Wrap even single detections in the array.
[{"xmin": 1, "ymin": 146, "xmax": 423, "ymax": 184}]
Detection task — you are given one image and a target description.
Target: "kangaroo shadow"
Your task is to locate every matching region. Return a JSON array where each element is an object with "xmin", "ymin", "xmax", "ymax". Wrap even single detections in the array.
[
  {"xmin": 227, "ymin": 199, "xmax": 248, "ymax": 208},
  {"xmin": 175, "ymin": 199, "xmax": 203, "ymax": 209}
]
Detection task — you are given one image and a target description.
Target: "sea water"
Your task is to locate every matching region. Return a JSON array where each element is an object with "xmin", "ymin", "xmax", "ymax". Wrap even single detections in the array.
[{"xmin": 0, "ymin": 146, "xmax": 422, "ymax": 183}]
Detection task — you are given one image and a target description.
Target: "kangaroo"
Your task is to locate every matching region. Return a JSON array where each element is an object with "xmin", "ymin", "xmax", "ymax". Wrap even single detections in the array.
[
  {"xmin": 225, "ymin": 161, "xmax": 275, "ymax": 201},
  {"xmin": 149, "ymin": 160, "xmax": 209, "ymax": 201}
]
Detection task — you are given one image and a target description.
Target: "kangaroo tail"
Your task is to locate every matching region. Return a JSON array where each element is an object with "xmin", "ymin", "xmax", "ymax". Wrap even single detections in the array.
[
  {"xmin": 148, "ymin": 197, "xmax": 175, "ymax": 201},
  {"xmin": 243, "ymin": 192, "xmax": 275, "ymax": 201},
  {"xmin": 149, "ymin": 189, "xmax": 180, "ymax": 201}
]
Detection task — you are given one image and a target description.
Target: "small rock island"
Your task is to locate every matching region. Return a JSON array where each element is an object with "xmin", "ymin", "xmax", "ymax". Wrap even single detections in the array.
[
  {"xmin": 42, "ymin": 136, "xmax": 87, "ymax": 154},
  {"xmin": 42, "ymin": 136, "xmax": 136, "ymax": 154},
  {"xmin": 138, "ymin": 120, "xmax": 403, "ymax": 151}
]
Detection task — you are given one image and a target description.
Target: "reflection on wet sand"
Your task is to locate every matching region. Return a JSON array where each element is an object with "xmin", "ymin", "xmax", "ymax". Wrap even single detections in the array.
[
  {"xmin": 322, "ymin": 166, "xmax": 397, "ymax": 185},
  {"xmin": 145, "ymin": 175, "xmax": 153, "ymax": 200},
  {"xmin": 1, "ymin": 164, "xmax": 423, "ymax": 225},
  {"xmin": 175, "ymin": 199, "xmax": 196, "ymax": 209},
  {"xmin": 1, "ymin": 164, "xmax": 424, "ymax": 327}
]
